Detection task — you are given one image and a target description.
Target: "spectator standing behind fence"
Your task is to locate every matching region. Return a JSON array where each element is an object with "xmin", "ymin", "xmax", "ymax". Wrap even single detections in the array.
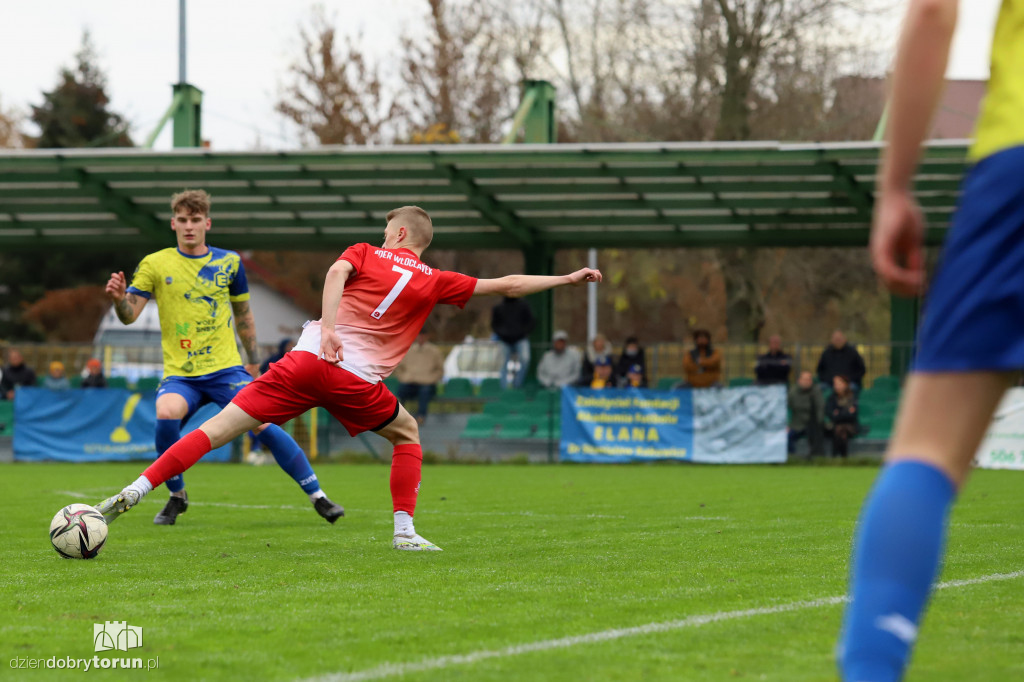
[
  {"xmin": 756, "ymin": 335, "xmax": 792, "ymax": 385},
  {"xmin": 537, "ymin": 331, "xmax": 582, "ymax": 389},
  {"xmin": 393, "ymin": 330, "xmax": 444, "ymax": 425},
  {"xmin": 81, "ymin": 359, "xmax": 107, "ymax": 388},
  {"xmin": 825, "ymin": 374, "xmax": 859, "ymax": 457},
  {"xmin": 1, "ymin": 348, "xmax": 37, "ymax": 400},
  {"xmin": 788, "ymin": 370, "xmax": 825, "ymax": 456},
  {"xmin": 817, "ymin": 329, "xmax": 866, "ymax": 392},
  {"xmin": 490, "ymin": 296, "xmax": 535, "ymax": 388},
  {"xmin": 43, "ymin": 361, "xmax": 70, "ymax": 390},
  {"xmin": 614, "ymin": 336, "xmax": 647, "ymax": 386},
  {"xmin": 682, "ymin": 329, "xmax": 723, "ymax": 388},
  {"xmin": 581, "ymin": 333, "xmax": 613, "ymax": 384}
]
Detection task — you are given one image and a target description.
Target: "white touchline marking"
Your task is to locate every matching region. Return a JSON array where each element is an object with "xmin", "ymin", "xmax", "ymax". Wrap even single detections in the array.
[{"xmin": 302, "ymin": 570, "xmax": 1024, "ymax": 682}]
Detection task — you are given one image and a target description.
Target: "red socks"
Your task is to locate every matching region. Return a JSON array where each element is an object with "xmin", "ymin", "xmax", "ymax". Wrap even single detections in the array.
[
  {"xmin": 390, "ymin": 444, "xmax": 423, "ymax": 515},
  {"xmin": 142, "ymin": 429, "xmax": 213, "ymax": 487}
]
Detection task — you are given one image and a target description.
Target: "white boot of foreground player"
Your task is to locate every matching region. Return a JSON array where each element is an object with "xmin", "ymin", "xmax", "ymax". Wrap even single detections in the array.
[{"xmin": 392, "ymin": 511, "xmax": 442, "ymax": 551}]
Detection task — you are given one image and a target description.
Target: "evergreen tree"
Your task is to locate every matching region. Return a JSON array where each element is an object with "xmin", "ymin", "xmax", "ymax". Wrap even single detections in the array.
[{"xmin": 31, "ymin": 31, "xmax": 133, "ymax": 148}]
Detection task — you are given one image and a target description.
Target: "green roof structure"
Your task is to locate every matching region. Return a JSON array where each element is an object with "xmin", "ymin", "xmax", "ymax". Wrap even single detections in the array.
[{"xmin": 0, "ymin": 140, "xmax": 969, "ymax": 251}]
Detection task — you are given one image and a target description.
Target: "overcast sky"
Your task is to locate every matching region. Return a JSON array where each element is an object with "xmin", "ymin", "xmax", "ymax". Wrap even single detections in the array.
[{"xmin": 0, "ymin": 0, "xmax": 1001, "ymax": 150}]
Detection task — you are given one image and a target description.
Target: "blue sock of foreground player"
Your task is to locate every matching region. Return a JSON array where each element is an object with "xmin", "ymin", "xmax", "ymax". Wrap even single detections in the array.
[
  {"xmin": 155, "ymin": 418, "xmax": 186, "ymax": 494},
  {"xmin": 839, "ymin": 460, "xmax": 956, "ymax": 682},
  {"xmin": 253, "ymin": 425, "xmax": 322, "ymax": 497}
]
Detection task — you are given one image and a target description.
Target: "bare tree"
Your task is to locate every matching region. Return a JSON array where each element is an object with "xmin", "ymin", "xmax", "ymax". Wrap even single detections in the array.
[
  {"xmin": 0, "ymin": 97, "xmax": 27, "ymax": 148},
  {"xmin": 276, "ymin": 8, "xmax": 397, "ymax": 145},
  {"xmin": 397, "ymin": 0, "xmax": 519, "ymax": 143}
]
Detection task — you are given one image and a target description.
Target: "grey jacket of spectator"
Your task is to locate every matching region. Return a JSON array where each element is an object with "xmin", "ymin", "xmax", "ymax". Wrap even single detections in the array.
[
  {"xmin": 788, "ymin": 384, "xmax": 825, "ymax": 431},
  {"xmin": 755, "ymin": 351, "xmax": 792, "ymax": 385},
  {"xmin": 43, "ymin": 376, "xmax": 70, "ymax": 390},
  {"xmin": 816, "ymin": 344, "xmax": 866, "ymax": 386},
  {"xmin": 0, "ymin": 363, "xmax": 37, "ymax": 397},
  {"xmin": 491, "ymin": 298, "xmax": 535, "ymax": 345},
  {"xmin": 537, "ymin": 347, "xmax": 582, "ymax": 388}
]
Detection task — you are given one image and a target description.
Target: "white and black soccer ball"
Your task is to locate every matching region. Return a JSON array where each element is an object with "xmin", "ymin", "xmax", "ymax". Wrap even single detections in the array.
[{"xmin": 49, "ymin": 504, "xmax": 108, "ymax": 559}]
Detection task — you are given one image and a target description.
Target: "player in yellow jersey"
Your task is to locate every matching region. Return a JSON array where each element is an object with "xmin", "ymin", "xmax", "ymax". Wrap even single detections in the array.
[
  {"xmin": 103, "ymin": 190, "xmax": 344, "ymax": 525},
  {"xmin": 838, "ymin": 0, "xmax": 1024, "ymax": 679}
]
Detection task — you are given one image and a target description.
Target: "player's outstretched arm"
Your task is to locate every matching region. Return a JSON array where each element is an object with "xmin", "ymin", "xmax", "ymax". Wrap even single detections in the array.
[
  {"xmin": 871, "ymin": 0, "xmax": 957, "ymax": 297},
  {"xmin": 318, "ymin": 259, "xmax": 356, "ymax": 362},
  {"xmin": 473, "ymin": 267, "xmax": 602, "ymax": 298},
  {"xmin": 104, "ymin": 271, "xmax": 147, "ymax": 324},
  {"xmin": 231, "ymin": 300, "xmax": 261, "ymax": 375}
]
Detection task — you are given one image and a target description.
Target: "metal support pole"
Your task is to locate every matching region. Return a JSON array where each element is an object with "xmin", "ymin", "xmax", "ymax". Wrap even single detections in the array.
[
  {"xmin": 587, "ymin": 248, "xmax": 598, "ymax": 341},
  {"xmin": 524, "ymin": 247, "xmax": 555, "ymax": 374},
  {"xmin": 179, "ymin": 0, "xmax": 187, "ymax": 83}
]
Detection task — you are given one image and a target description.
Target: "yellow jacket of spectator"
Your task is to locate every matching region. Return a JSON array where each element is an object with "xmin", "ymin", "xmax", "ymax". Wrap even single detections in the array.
[
  {"xmin": 393, "ymin": 341, "xmax": 444, "ymax": 385},
  {"xmin": 682, "ymin": 348, "xmax": 722, "ymax": 388}
]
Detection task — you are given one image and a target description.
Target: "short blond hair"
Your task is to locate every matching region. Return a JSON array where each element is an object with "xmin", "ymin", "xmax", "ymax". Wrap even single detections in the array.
[
  {"xmin": 171, "ymin": 189, "xmax": 212, "ymax": 217},
  {"xmin": 386, "ymin": 205, "xmax": 433, "ymax": 248}
]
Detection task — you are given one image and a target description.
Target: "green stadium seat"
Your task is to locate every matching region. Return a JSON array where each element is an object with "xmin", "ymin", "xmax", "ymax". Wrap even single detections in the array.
[
  {"xmin": 69, "ymin": 376, "xmax": 83, "ymax": 388},
  {"xmin": 383, "ymin": 376, "xmax": 400, "ymax": 394},
  {"xmin": 106, "ymin": 376, "xmax": 128, "ymax": 389},
  {"xmin": 497, "ymin": 389, "xmax": 529, "ymax": 406},
  {"xmin": 477, "ymin": 378, "xmax": 502, "ymax": 398},
  {"xmin": 498, "ymin": 414, "xmax": 535, "ymax": 439},
  {"xmin": 871, "ymin": 375, "xmax": 901, "ymax": 392},
  {"xmin": 442, "ymin": 378, "xmax": 474, "ymax": 399},
  {"xmin": 521, "ymin": 401, "xmax": 556, "ymax": 418},
  {"xmin": 461, "ymin": 413, "xmax": 499, "ymax": 439},
  {"xmin": 0, "ymin": 400, "xmax": 14, "ymax": 437},
  {"xmin": 657, "ymin": 376, "xmax": 682, "ymax": 390},
  {"xmin": 532, "ymin": 416, "xmax": 562, "ymax": 440},
  {"xmin": 729, "ymin": 377, "xmax": 754, "ymax": 387},
  {"xmin": 482, "ymin": 401, "xmax": 511, "ymax": 417},
  {"xmin": 135, "ymin": 377, "xmax": 161, "ymax": 392}
]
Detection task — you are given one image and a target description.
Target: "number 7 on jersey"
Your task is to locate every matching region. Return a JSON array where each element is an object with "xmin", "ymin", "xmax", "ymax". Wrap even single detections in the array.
[{"xmin": 371, "ymin": 266, "xmax": 413, "ymax": 319}]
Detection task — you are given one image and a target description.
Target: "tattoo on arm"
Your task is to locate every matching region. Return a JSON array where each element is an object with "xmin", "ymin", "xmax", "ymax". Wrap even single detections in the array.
[
  {"xmin": 115, "ymin": 293, "xmax": 139, "ymax": 324},
  {"xmin": 232, "ymin": 301, "xmax": 260, "ymax": 364}
]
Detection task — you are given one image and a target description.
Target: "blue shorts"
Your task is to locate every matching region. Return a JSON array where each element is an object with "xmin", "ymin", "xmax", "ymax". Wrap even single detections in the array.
[
  {"xmin": 914, "ymin": 145, "xmax": 1024, "ymax": 372},
  {"xmin": 157, "ymin": 366, "xmax": 254, "ymax": 422}
]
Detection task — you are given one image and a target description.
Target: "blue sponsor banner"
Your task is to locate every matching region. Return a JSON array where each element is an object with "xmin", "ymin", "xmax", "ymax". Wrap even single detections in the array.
[
  {"xmin": 560, "ymin": 385, "xmax": 786, "ymax": 463},
  {"xmin": 13, "ymin": 388, "xmax": 231, "ymax": 462}
]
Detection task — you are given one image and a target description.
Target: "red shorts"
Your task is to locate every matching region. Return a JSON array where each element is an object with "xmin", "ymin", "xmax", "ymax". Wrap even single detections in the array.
[{"xmin": 232, "ymin": 351, "xmax": 399, "ymax": 436}]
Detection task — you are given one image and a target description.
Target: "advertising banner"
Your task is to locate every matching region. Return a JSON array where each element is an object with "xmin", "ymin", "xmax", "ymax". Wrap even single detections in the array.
[
  {"xmin": 560, "ymin": 385, "xmax": 786, "ymax": 463},
  {"xmin": 13, "ymin": 388, "xmax": 231, "ymax": 462}
]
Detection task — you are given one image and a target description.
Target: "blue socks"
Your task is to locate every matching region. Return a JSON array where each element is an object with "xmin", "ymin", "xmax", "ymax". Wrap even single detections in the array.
[
  {"xmin": 254, "ymin": 424, "xmax": 321, "ymax": 495},
  {"xmin": 839, "ymin": 460, "xmax": 956, "ymax": 682},
  {"xmin": 155, "ymin": 418, "xmax": 186, "ymax": 493}
]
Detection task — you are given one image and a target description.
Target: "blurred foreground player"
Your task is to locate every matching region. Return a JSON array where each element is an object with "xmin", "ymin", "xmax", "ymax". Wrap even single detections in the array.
[
  {"xmin": 838, "ymin": 0, "xmax": 1024, "ymax": 679},
  {"xmin": 98, "ymin": 206, "xmax": 602, "ymax": 550},
  {"xmin": 101, "ymin": 189, "xmax": 343, "ymax": 526}
]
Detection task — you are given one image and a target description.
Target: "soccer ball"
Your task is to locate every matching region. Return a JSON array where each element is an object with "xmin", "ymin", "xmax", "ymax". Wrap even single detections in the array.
[{"xmin": 49, "ymin": 504, "xmax": 108, "ymax": 559}]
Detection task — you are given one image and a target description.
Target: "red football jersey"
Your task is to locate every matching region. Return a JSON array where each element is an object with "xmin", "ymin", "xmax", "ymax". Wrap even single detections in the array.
[{"xmin": 294, "ymin": 243, "xmax": 477, "ymax": 382}]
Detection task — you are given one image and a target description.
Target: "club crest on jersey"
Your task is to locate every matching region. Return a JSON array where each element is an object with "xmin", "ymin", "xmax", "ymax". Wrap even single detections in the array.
[
  {"xmin": 165, "ymin": 276, "xmax": 173, "ymax": 284},
  {"xmin": 182, "ymin": 254, "xmax": 237, "ymax": 317}
]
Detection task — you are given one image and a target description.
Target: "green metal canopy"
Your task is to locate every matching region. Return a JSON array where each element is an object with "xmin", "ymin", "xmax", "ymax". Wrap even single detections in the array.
[{"xmin": 0, "ymin": 140, "xmax": 968, "ymax": 251}]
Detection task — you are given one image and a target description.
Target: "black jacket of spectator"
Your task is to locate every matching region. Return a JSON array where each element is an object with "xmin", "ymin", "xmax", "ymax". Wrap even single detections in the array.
[
  {"xmin": 490, "ymin": 298, "xmax": 535, "ymax": 345},
  {"xmin": 755, "ymin": 350, "xmax": 792, "ymax": 385},
  {"xmin": 817, "ymin": 344, "xmax": 866, "ymax": 386},
  {"xmin": 0, "ymin": 362, "xmax": 37, "ymax": 398},
  {"xmin": 81, "ymin": 374, "xmax": 108, "ymax": 388},
  {"xmin": 614, "ymin": 348, "xmax": 647, "ymax": 384},
  {"xmin": 825, "ymin": 392, "xmax": 859, "ymax": 427},
  {"xmin": 260, "ymin": 338, "xmax": 293, "ymax": 375}
]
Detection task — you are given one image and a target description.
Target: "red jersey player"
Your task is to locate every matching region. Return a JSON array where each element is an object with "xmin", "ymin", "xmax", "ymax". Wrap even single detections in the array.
[{"xmin": 97, "ymin": 205, "xmax": 602, "ymax": 550}]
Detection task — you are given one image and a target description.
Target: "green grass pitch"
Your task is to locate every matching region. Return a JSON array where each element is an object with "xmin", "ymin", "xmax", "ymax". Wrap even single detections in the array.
[{"xmin": 2, "ymin": 462, "xmax": 1023, "ymax": 681}]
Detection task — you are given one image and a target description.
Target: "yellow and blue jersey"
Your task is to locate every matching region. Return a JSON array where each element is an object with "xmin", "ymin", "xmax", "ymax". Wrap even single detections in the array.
[
  {"xmin": 970, "ymin": 0, "xmax": 1024, "ymax": 161},
  {"xmin": 127, "ymin": 247, "xmax": 250, "ymax": 378}
]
